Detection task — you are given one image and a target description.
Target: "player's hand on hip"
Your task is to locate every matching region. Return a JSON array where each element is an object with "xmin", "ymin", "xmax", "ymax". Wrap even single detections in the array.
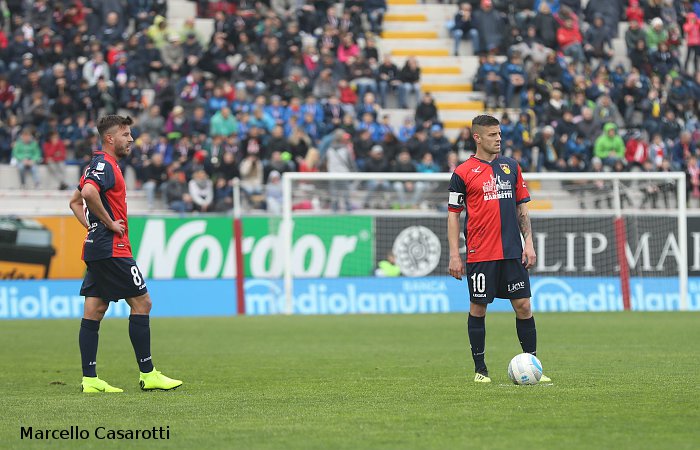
[
  {"xmin": 522, "ymin": 246, "xmax": 536, "ymax": 269},
  {"xmin": 448, "ymin": 255, "xmax": 464, "ymax": 280},
  {"xmin": 107, "ymin": 219, "xmax": 125, "ymax": 237}
]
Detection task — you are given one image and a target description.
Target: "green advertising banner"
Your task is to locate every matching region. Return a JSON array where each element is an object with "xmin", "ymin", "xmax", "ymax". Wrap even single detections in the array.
[{"xmin": 128, "ymin": 216, "xmax": 374, "ymax": 279}]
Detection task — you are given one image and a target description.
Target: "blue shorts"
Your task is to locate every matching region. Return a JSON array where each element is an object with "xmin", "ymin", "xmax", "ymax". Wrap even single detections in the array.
[
  {"xmin": 466, "ymin": 259, "xmax": 531, "ymax": 304},
  {"xmin": 80, "ymin": 257, "xmax": 148, "ymax": 302}
]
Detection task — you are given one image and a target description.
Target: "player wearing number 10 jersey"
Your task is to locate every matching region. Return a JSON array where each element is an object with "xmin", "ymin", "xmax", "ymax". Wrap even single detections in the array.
[
  {"xmin": 446, "ymin": 114, "xmax": 550, "ymax": 384},
  {"xmin": 68, "ymin": 115, "xmax": 182, "ymax": 393}
]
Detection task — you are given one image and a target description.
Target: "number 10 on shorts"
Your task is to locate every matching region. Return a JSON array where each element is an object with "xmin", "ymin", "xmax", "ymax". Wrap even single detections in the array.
[{"xmin": 471, "ymin": 273, "xmax": 485, "ymax": 293}]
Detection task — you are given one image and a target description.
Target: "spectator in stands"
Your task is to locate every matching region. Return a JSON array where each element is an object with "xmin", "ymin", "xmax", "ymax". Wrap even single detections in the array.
[
  {"xmin": 398, "ymin": 56, "xmax": 421, "ymax": 109},
  {"xmin": 594, "ymin": 122, "xmax": 626, "ymax": 168},
  {"xmin": 427, "ymin": 124, "xmax": 452, "ymax": 163},
  {"xmin": 12, "ymin": 127, "xmax": 42, "ymax": 188},
  {"xmin": 377, "ymin": 55, "xmax": 400, "ymax": 108},
  {"xmin": 42, "ymin": 130, "xmax": 67, "ymax": 190},
  {"xmin": 325, "ymin": 130, "xmax": 356, "ymax": 211},
  {"xmin": 210, "ymin": 106, "xmax": 238, "ymax": 137},
  {"xmin": 534, "ymin": 1, "xmax": 558, "ymax": 50},
  {"xmin": 646, "ymin": 17, "xmax": 668, "ymax": 53},
  {"xmin": 583, "ymin": 14, "xmax": 614, "ymax": 64},
  {"xmin": 584, "ymin": 0, "xmax": 623, "ymax": 40},
  {"xmin": 365, "ymin": 0, "xmax": 387, "ymax": 34},
  {"xmin": 683, "ymin": 13, "xmax": 700, "ymax": 73},
  {"xmin": 414, "ymin": 92, "xmax": 438, "ymax": 132},
  {"xmin": 362, "ymin": 145, "xmax": 391, "ymax": 207},
  {"xmin": 142, "ymin": 152, "xmax": 168, "ymax": 209},
  {"xmin": 451, "ymin": 2, "xmax": 473, "ymax": 57},
  {"xmin": 452, "ymin": 126, "xmax": 476, "ymax": 161},
  {"xmin": 557, "ymin": 16, "xmax": 585, "ymax": 66},
  {"xmin": 188, "ymin": 168, "xmax": 214, "ymax": 212},
  {"xmin": 163, "ymin": 170, "xmax": 194, "ymax": 214},
  {"xmin": 623, "ymin": 130, "xmax": 648, "ymax": 169},
  {"xmin": 391, "ymin": 149, "xmax": 422, "ymax": 208},
  {"xmin": 471, "ymin": 0, "xmax": 504, "ymax": 55},
  {"xmin": 239, "ymin": 152, "xmax": 265, "ymax": 209}
]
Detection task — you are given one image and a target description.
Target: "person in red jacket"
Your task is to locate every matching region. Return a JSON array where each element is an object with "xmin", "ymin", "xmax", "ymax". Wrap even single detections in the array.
[
  {"xmin": 683, "ymin": 13, "xmax": 700, "ymax": 73},
  {"xmin": 624, "ymin": 130, "xmax": 649, "ymax": 169},
  {"xmin": 42, "ymin": 131, "xmax": 68, "ymax": 189},
  {"xmin": 556, "ymin": 17, "xmax": 585, "ymax": 66},
  {"xmin": 626, "ymin": 0, "xmax": 645, "ymax": 24}
]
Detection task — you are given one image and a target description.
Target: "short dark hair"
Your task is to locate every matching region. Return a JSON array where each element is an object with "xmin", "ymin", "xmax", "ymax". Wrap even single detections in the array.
[
  {"xmin": 471, "ymin": 114, "xmax": 500, "ymax": 129},
  {"xmin": 97, "ymin": 115, "xmax": 133, "ymax": 139}
]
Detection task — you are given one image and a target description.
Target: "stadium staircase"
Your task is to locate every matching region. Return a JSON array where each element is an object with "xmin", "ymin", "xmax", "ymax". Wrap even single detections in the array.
[{"xmin": 381, "ymin": 0, "xmax": 486, "ymax": 137}]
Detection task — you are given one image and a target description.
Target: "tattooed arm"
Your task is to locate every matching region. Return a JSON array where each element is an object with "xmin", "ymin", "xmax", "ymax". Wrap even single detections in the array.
[{"xmin": 517, "ymin": 202, "xmax": 536, "ymax": 269}]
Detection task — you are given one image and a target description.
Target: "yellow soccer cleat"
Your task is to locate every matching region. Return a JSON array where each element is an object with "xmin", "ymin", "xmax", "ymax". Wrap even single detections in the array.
[
  {"xmin": 81, "ymin": 376, "xmax": 123, "ymax": 393},
  {"xmin": 540, "ymin": 374, "xmax": 552, "ymax": 383},
  {"xmin": 139, "ymin": 369, "xmax": 183, "ymax": 391},
  {"xmin": 474, "ymin": 372, "xmax": 492, "ymax": 383}
]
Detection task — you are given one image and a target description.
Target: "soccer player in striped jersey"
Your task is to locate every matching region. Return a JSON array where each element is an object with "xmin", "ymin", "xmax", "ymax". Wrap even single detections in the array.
[
  {"xmin": 447, "ymin": 114, "xmax": 551, "ymax": 383},
  {"xmin": 69, "ymin": 115, "xmax": 182, "ymax": 393}
]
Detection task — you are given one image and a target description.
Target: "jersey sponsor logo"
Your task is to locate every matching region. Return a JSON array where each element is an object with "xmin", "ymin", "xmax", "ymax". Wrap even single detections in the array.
[
  {"xmin": 90, "ymin": 170, "xmax": 103, "ymax": 180},
  {"xmin": 500, "ymin": 163, "xmax": 511, "ymax": 174},
  {"xmin": 482, "ymin": 175, "xmax": 513, "ymax": 201},
  {"xmin": 392, "ymin": 226, "xmax": 442, "ymax": 277},
  {"xmin": 96, "ymin": 162, "xmax": 105, "ymax": 171},
  {"xmin": 471, "ymin": 292, "xmax": 487, "ymax": 297},
  {"xmin": 472, "ymin": 166, "xmax": 482, "ymax": 173},
  {"xmin": 508, "ymin": 281, "xmax": 525, "ymax": 293}
]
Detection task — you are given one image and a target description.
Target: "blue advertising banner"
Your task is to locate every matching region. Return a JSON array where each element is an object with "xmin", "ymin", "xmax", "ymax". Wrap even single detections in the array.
[{"xmin": 2, "ymin": 277, "xmax": 699, "ymax": 319}]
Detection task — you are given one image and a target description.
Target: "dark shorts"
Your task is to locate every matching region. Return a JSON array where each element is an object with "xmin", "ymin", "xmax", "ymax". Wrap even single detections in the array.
[
  {"xmin": 466, "ymin": 259, "xmax": 531, "ymax": 304},
  {"xmin": 80, "ymin": 257, "xmax": 148, "ymax": 302}
]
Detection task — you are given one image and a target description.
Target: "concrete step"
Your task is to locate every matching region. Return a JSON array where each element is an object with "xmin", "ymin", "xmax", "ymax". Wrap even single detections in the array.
[
  {"xmin": 436, "ymin": 101, "xmax": 484, "ymax": 110},
  {"xmin": 384, "ymin": 13, "xmax": 427, "ymax": 22},
  {"xmin": 382, "ymin": 38, "xmax": 454, "ymax": 49},
  {"xmin": 420, "ymin": 74, "xmax": 472, "ymax": 85},
  {"xmin": 390, "ymin": 48, "xmax": 450, "ymax": 57},
  {"xmin": 381, "ymin": 30, "xmax": 439, "ymax": 39},
  {"xmin": 430, "ymin": 91, "xmax": 482, "ymax": 102},
  {"xmin": 421, "ymin": 66, "xmax": 462, "ymax": 74},
  {"xmin": 0, "ymin": 189, "xmax": 153, "ymax": 215},
  {"xmin": 421, "ymin": 83, "xmax": 473, "ymax": 92},
  {"xmin": 388, "ymin": 0, "xmax": 419, "ymax": 5},
  {"xmin": 167, "ymin": 0, "xmax": 197, "ymax": 20}
]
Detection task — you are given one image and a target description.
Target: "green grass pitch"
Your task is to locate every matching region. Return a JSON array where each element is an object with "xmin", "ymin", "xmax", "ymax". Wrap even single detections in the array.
[{"xmin": 1, "ymin": 313, "xmax": 699, "ymax": 449}]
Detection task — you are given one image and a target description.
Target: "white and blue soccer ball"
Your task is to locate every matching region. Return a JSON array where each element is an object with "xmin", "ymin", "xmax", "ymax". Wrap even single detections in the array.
[{"xmin": 508, "ymin": 353, "xmax": 543, "ymax": 385}]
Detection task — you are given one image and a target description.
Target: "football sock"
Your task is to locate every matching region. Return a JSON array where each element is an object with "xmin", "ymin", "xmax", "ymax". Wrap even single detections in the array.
[
  {"xmin": 129, "ymin": 314, "xmax": 154, "ymax": 373},
  {"xmin": 468, "ymin": 314, "xmax": 487, "ymax": 372},
  {"xmin": 79, "ymin": 318, "xmax": 100, "ymax": 377},
  {"xmin": 516, "ymin": 316, "xmax": 537, "ymax": 355}
]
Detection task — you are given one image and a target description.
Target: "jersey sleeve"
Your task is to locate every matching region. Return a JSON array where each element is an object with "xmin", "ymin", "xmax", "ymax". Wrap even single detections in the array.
[
  {"xmin": 515, "ymin": 164, "xmax": 530, "ymax": 204},
  {"xmin": 80, "ymin": 160, "xmax": 116, "ymax": 192},
  {"xmin": 448, "ymin": 172, "xmax": 466, "ymax": 212}
]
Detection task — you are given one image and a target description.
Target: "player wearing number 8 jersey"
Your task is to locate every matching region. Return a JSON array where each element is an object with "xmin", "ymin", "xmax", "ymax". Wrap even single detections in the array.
[
  {"xmin": 68, "ymin": 115, "xmax": 182, "ymax": 393},
  {"xmin": 447, "ymin": 114, "xmax": 550, "ymax": 383}
]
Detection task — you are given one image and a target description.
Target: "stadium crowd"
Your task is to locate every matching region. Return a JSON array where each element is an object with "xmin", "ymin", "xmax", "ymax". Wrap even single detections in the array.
[{"xmin": 0, "ymin": 0, "xmax": 699, "ymax": 212}]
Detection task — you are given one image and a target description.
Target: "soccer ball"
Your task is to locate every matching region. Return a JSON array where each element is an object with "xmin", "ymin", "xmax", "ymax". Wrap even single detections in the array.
[{"xmin": 508, "ymin": 353, "xmax": 543, "ymax": 385}]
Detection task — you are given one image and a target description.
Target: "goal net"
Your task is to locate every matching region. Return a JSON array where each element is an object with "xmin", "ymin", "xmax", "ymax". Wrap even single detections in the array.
[{"xmin": 271, "ymin": 171, "xmax": 688, "ymax": 315}]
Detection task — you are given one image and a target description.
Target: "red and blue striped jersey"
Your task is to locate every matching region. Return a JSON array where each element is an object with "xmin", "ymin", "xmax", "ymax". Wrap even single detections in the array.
[
  {"xmin": 448, "ymin": 156, "xmax": 530, "ymax": 263},
  {"xmin": 78, "ymin": 152, "xmax": 132, "ymax": 261}
]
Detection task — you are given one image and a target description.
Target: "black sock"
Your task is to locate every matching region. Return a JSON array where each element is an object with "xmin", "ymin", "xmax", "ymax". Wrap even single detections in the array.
[
  {"xmin": 79, "ymin": 318, "xmax": 100, "ymax": 377},
  {"xmin": 129, "ymin": 315, "xmax": 154, "ymax": 373},
  {"xmin": 468, "ymin": 314, "xmax": 486, "ymax": 373},
  {"xmin": 516, "ymin": 316, "xmax": 537, "ymax": 355}
]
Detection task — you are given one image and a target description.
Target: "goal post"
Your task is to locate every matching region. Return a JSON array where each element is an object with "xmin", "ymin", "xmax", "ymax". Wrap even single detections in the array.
[{"xmin": 280, "ymin": 171, "xmax": 688, "ymax": 314}]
